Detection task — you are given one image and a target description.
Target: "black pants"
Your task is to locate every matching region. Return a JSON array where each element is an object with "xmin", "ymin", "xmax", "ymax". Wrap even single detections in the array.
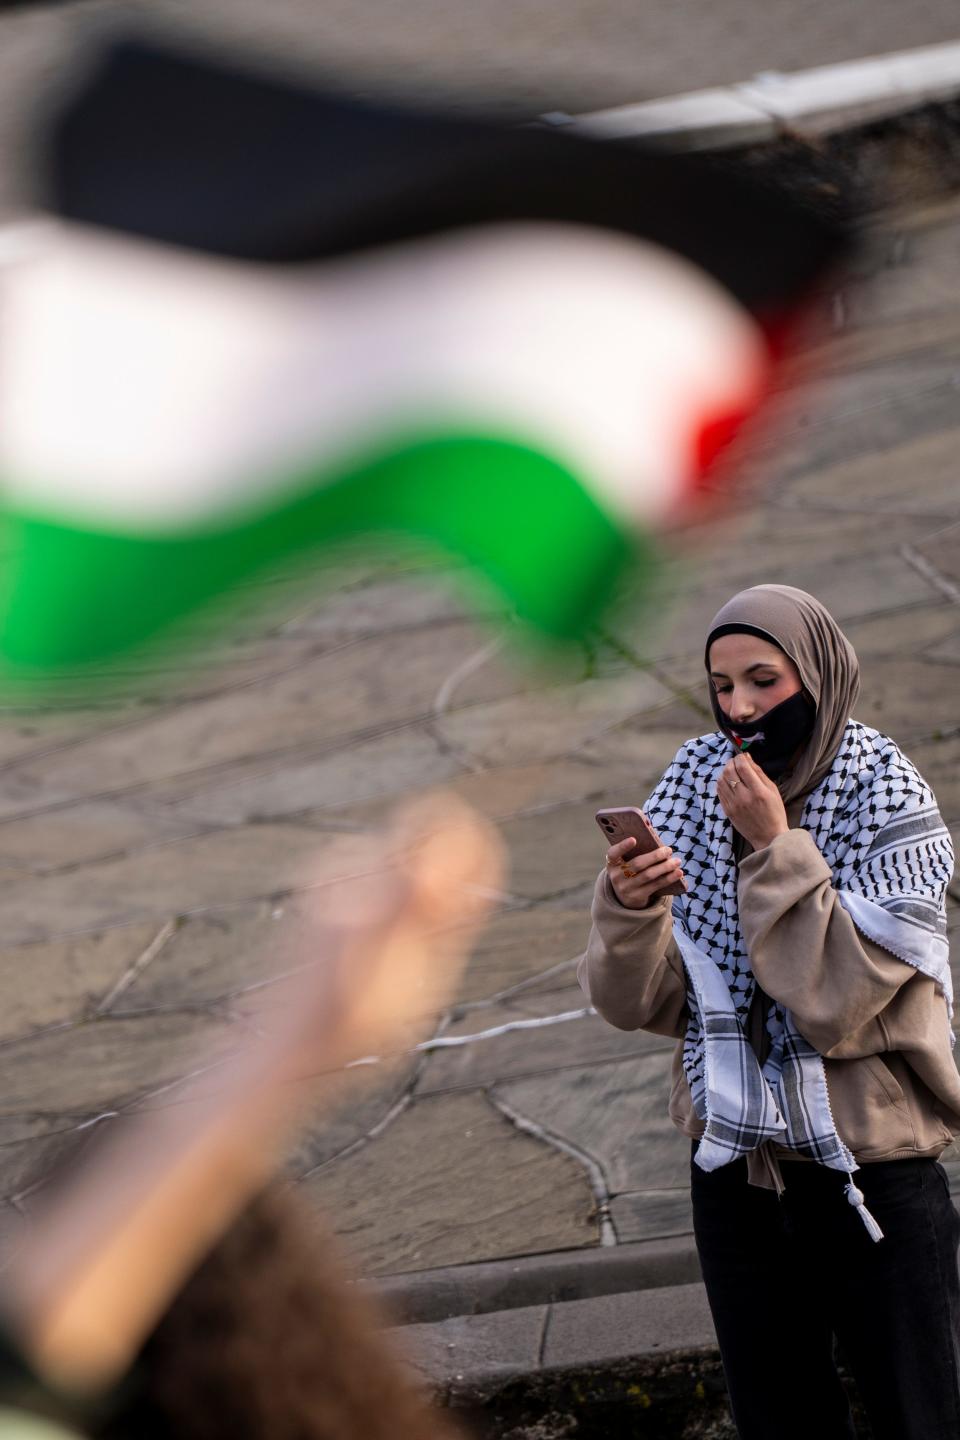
[{"xmin": 691, "ymin": 1149, "xmax": 960, "ymax": 1439}]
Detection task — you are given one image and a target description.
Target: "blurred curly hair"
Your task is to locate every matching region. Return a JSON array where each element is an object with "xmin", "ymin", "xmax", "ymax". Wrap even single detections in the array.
[{"xmin": 94, "ymin": 1186, "xmax": 460, "ymax": 1440}]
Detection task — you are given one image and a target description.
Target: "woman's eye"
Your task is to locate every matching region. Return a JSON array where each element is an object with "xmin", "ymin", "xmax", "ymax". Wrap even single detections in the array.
[
  {"xmin": 714, "ymin": 684, "xmax": 732, "ymax": 695},
  {"xmin": 754, "ymin": 678, "xmax": 777, "ymax": 688}
]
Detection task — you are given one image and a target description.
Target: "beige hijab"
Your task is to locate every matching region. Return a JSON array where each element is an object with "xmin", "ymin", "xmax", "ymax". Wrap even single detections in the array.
[{"xmin": 704, "ymin": 584, "xmax": 860, "ymax": 805}]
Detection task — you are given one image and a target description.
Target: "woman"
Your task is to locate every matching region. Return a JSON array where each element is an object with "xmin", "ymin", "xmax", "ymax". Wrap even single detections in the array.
[{"xmin": 580, "ymin": 583, "xmax": 960, "ymax": 1440}]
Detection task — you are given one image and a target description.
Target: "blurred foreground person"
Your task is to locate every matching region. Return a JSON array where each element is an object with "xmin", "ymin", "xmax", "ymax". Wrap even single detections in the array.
[
  {"xmin": 0, "ymin": 796, "xmax": 499, "ymax": 1439},
  {"xmin": 582, "ymin": 584, "xmax": 960, "ymax": 1440},
  {"xmin": 94, "ymin": 1187, "xmax": 456, "ymax": 1440}
]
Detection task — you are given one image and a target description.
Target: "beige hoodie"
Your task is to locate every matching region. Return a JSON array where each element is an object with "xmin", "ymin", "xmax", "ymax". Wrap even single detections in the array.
[
  {"xmin": 579, "ymin": 820, "xmax": 960, "ymax": 1184},
  {"xmin": 582, "ymin": 584, "xmax": 960, "ymax": 1187}
]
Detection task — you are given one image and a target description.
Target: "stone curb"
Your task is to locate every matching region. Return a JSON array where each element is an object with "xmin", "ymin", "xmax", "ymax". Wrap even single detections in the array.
[
  {"xmin": 372, "ymin": 1234, "xmax": 701, "ymax": 1327},
  {"xmin": 373, "ymin": 1167, "xmax": 960, "ymax": 1330},
  {"xmin": 393, "ymin": 1280, "xmax": 719, "ymax": 1408},
  {"xmin": 391, "ymin": 1281, "xmax": 881, "ymax": 1434},
  {"xmin": 538, "ymin": 39, "xmax": 960, "ymax": 149}
]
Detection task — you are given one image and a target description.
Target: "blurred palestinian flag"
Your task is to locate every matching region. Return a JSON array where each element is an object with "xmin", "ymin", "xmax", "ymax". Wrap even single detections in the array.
[{"xmin": 0, "ymin": 41, "xmax": 850, "ymax": 678}]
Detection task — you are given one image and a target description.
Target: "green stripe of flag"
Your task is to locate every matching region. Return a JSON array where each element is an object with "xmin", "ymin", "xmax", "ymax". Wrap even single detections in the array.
[{"xmin": 0, "ymin": 434, "xmax": 644, "ymax": 675}]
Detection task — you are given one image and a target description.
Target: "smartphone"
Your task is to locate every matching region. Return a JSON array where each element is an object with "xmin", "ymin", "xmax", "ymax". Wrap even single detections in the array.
[{"xmin": 595, "ymin": 806, "xmax": 685, "ymax": 897}]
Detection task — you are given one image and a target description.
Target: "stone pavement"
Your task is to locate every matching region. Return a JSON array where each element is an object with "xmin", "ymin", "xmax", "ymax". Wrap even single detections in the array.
[{"xmin": 0, "ymin": 191, "xmax": 957, "ymax": 1302}]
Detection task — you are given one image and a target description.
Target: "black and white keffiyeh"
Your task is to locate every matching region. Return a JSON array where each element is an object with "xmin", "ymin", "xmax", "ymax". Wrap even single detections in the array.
[{"xmin": 644, "ymin": 721, "xmax": 954, "ymax": 1204}]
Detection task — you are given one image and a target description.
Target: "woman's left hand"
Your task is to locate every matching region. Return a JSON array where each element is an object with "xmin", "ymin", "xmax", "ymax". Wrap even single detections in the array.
[{"xmin": 717, "ymin": 752, "xmax": 789, "ymax": 850}]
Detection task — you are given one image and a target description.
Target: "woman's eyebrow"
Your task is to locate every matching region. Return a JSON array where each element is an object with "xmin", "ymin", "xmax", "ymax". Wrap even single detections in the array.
[{"xmin": 709, "ymin": 663, "xmax": 780, "ymax": 679}]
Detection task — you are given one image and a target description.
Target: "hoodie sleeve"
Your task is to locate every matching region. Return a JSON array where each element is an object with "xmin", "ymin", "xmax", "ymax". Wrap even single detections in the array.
[
  {"xmin": 737, "ymin": 828, "xmax": 916, "ymax": 1057},
  {"xmin": 578, "ymin": 870, "xmax": 689, "ymax": 1036}
]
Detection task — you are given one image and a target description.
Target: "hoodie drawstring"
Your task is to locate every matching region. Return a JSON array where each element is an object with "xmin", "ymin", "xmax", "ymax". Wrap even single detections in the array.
[{"xmin": 844, "ymin": 1179, "xmax": 884, "ymax": 1242}]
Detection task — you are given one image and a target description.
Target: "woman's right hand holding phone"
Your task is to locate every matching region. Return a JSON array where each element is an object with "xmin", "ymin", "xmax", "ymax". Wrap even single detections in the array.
[{"xmin": 605, "ymin": 836, "xmax": 684, "ymax": 910}]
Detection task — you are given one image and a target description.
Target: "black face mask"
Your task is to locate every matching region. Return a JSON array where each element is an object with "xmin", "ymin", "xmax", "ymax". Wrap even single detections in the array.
[{"xmin": 721, "ymin": 689, "xmax": 816, "ymax": 779}]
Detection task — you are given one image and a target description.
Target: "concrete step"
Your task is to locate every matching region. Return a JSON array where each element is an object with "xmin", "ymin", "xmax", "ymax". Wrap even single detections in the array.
[
  {"xmin": 394, "ymin": 1280, "xmax": 718, "ymax": 1406},
  {"xmin": 374, "ymin": 1234, "xmax": 702, "ymax": 1327}
]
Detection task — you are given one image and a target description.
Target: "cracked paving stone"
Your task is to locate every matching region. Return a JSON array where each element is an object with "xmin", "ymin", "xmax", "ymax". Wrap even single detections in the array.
[
  {"xmin": 652, "ymin": 554, "xmax": 936, "ymax": 665},
  {"xmin": 157, "ymin": 570, "xmax": 344, "ymax": 646},
  {"xmin": 324, "ymin": 754, "xmax": 664, "ymax": 835},
  {"xmin": 815, "ymin": 307, "xmax": 960, "ymax": 378},
  {"xmin": 0, "ymin": 622, "xmax": 505, "ymax": 816},
  {"xmin": 279, "ymin": 575, "xmax": 504, "ymax": 642},
  {"xmin": 610, "ymin": 1187, "xmax": 694, "ymax": 1243},
  {"xmin": 500, "ymin": 968, "xmax": 583, "ymax": 1004},
  {"xmin": 457, "ymin": 908, "xmax": 590, "ymax": 1004},
  {"xmin": 122, "ymin": 895, "xmax": 451, "ymax": 1042},
  {"xmin": 909, "ymin": 528, "xmax": 960, "ymax": 588},
  {"xmin": 0, "ymin": 1202, "xmax": 27, "ymax": 1268},
  {"xmin": 840, "ymin": 214, "xmax": 960, "ymax": 333},
  {"xmin": 45, "ymin": 634, "xmax": 326, "ymax": 709},
  {"xmin": 497, "ymin": 804, "xmax": 618, "ymax": 902},
  {"xmin": 495, "ymin": 1053, "xmax": 691, "ymax": 1195},
  {"xmin": 924, "ymin": 627, "xmax": 960, "ymax": 666},
  {"xmin": 0, "ymin": 1115, "xmax": 107, "ymax": 1202},
  {"xmin": 775, "ymin": 427, "xmax": 960, "ymax": 519},
  {"xmin": 572, "ymin": 719, "xmax": 710, "ymax": 791},
  {"xmin": 397, "ymin": 1302, "xmax": 548, "ymax": 1388},
  {"xmin": 908, "ymin": 736, "xmax": 960, "ymax": 823},
  {"xmin": 445, "ymin": 760, "xmax": 622, "ymax": 822},
  {"xmin": 436, "ymin": 642, "xmax": 566, "ymax": 716},
  {"xmin": 0, "ymin": 802, "xmax": 207, "ymax": 874},
  {"xmin": 301, "ymin": 1090, "xmax": 598, "ymax": 1275},
  {"xmin": 699, "ymin": 509, "xmax": 944, "ymax": 593},
  {"xmin": 116, "ymin": 895, "xmax": 320, "ymax": 1010},
  {"xmin": 505, "ymin": 980, "xmax": 594, "ymax": 1016},
  {"xmin": 0, "ymin": 824, "xmax": 341, "ymax": 943},
  {"xmin": 0, "ymin": 1011, "xmax": 235, "ymax": 1117},
  {"xmin": 284, "ymin": 1055, "xmax": 420, "ymax": 1177},
  {"xmin": 538, "ymin": 882, "xmax": 595, "ymax": 912},
  {"xmin": 759, "ymin": 357, "xmax": 954, "ymax": 439},
  {"xmin": 841, "ymin": 602, "xmax": 960, "ymax": 659},
  {"xmin": 654, "ymin": 491, "xmax": 933, "ymax": 594},
  {"xmin": 853, "ymin": 656, "xmax": 960, "ymax": 745},
  {"xmin": 0, "ymin": 708, "xmax": 129, "ymax": 767},
  {"xmin": 755, "ymin": 378, "xmax": 960, "ymax": 494},
  {"xmin": 579, "ymin": 642, "xmax": 698, "ymax": 689},
  {"xmin": 0, "ymin": 921, "xmax": 161, "ymax": 1040},
  {"xmin": 667, "ymin": 515, "xmax": 942, "ymax": 615},
  {"xmin": 160, "ymin": 726, "xmax": 464, "ymax": 826},
  {"xmin": 432, "ymin": 671, "xmax": 672, "ymax": 769},
  {"xmin": 415, "ymin": 1000, "xmax": 669, "ymax": 1096}
]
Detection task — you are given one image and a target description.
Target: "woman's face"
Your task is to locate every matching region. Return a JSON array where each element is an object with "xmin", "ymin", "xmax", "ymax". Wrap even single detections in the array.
[{"xmin": 708, "ymin": 633, "xmax": 804, "ymax": 725}]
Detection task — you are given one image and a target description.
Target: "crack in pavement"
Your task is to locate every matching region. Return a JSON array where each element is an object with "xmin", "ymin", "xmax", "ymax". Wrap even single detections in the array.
[
  {"xmin": 432, "ymin": 636, "xmax": 506, "ymax": 717},
  {"xmin": 0, "ymin": 604, "xmax": 502, "ymax": 752},
  {"xmin": 592, "ymin": 629, "xmax": 712, "ymax": 720},
  {"xmin": 0, "ymin": 850, "xmax": 475, "ymax": 946},
  {"xmin": 487, "ymin": 1088, "xmax": 617, "ymax": 1246},
  {"xmin": 0, "ymin": 671, "xmax": 690, "ymax": 836},
  {"xmin": 536, "ymin": 1304, "xmax": 553, "ymax": 1368},
  {"xmin": 408, "ymin": 1041, "xmax": 677, "ymax": 1102},
  {"xmin": 461, "ymin": 955, "xmax": 582, "ymax": 1011},
  {"xmin": 901, "ymin": 544, "xmax": 960, "ymax": 606},
  {"xmin": 94, "ymin": 918, "xmax": 180, "ymax": 1014},
  {"xmin": 348, "ymin": 1006, "xmax": 595, "ymax": 1067},
  {"xmin": 292, "ymin": 1014, "xmax": 453, "ymax": 1182}
]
